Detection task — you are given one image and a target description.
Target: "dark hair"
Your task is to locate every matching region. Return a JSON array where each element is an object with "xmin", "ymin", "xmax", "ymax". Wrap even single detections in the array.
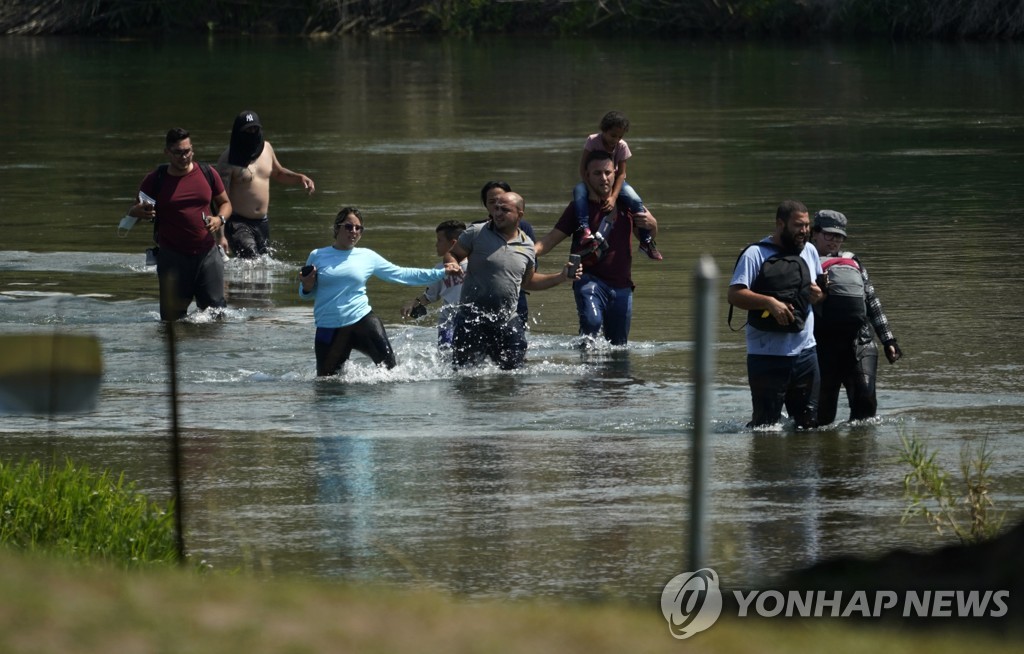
[
  {"xmin": 776, "ymin": 200, "xmax": 808, "ymax": 224},
  {"xmin": 599, "ymin": 111, "xmax": 630, "ymax": 133},
  {"xmin": 584, "ymin": 149, "xmax": 614, "ymax": 169},
  {"xmin": 480, "ymin": 181, "xmax": 512, "ymax": 207},
  {"xmin": 436, "ymin": 220, "xmax": 467, "ymax": 241},
  {"xmin": 334, "ymin": 206, "xmax": 363, "ymax": 227},
  {"xmin": 165, "ymin": 127, "xmax": 190, "ymax": 149}
]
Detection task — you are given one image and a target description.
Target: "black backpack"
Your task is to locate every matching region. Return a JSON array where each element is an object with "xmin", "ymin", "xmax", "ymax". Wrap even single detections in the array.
[
  {"xmin": 728, "ymin": 242, "xmax": 811, "ymax": 333},
  {"xmin": 815, "ymin": 254, "xmax": 868, "ymax": 333}
]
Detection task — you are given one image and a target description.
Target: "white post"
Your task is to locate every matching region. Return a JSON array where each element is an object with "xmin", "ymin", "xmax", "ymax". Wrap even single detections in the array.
[{"xmin": 690, "ymin": 254, "xmax": 718, "ymax": 571}]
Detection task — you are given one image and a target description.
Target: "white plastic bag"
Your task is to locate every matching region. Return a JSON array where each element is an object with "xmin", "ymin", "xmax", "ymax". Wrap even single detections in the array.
[{"xmin": 118, "ymin": 191, "xmax": 156, "ymax": 237}]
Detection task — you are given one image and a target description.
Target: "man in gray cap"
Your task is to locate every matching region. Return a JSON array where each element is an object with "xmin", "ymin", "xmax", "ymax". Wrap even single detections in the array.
[{"xmin": 811, "ymin": 209, "xmax": 903, "ymax": 425}]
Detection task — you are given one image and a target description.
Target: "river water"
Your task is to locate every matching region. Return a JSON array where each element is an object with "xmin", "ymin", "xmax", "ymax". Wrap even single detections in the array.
[{"xmin": 1, "ymin": 36, "xmax": 1022, "ymax": 602}]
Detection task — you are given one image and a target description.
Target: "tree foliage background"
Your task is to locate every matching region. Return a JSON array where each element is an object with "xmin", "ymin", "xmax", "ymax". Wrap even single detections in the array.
[{"xmin": 3, "ymin": 0, "xmax": 1023, "ymax": 38}]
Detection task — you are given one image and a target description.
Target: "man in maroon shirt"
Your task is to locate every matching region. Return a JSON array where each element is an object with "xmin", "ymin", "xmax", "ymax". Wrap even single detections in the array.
[
  {"xmin": 534, "ymin": 150, "xmax": 659, "ymax": 346},
  {"xmin": 128, "ymin": 128, "xmax": 233, "ymax": 320}
]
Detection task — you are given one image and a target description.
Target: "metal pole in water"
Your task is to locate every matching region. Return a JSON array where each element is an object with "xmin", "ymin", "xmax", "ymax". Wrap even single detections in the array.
[
  {"xmin": 690, "ymin": 254, "xmax": 718, "ymax": 572},
  {"xmin": 162, "ymin": 276, "xmax": 186, "ymax": 566}
]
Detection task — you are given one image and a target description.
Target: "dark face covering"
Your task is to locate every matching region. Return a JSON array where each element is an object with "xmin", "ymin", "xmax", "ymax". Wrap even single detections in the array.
[{"xmin": 228, "ymin": 110, "xmax": 265, "ymax": 167}]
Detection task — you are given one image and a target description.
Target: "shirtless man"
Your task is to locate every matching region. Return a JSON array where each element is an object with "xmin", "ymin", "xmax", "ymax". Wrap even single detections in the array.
[{"xmin": 216, "ymin": 110, "xmax": 315, "ymax": 258}]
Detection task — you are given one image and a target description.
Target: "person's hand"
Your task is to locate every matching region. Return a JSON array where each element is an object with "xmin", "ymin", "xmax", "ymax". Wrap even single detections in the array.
[
  {"xmin": 443, "ymin": 261, "xmax": 463, "ymax": 276},
  {"xmin": 130, "ymin": 202, "xmax": 156, "ymax": 222},
  {"xmin": 884, "ymin": 340, "xmax": 903, "ymax": 364},
  {"xmin": 600, "ymin": 195, "xmax": 616, "ymax": 214},
  {"xmin": 764, "ymin": 297, "xmax": 795, "ymax": 327},
  {"xmin": 299, "ymin": 265, "xmax": 317, "ymax": 293},
  {"xmin": 564, "ymin": 260, "xmax": 583, "ymax": 282},
  {"xmin": 400, "ymin": 299, "xmax": 417, "ymax": 318},
  {"xmin": 808, "ymin": 282, "xmax": 825, "ymax": 304},
  {"xmin": 630, "ymin": 208, "xmax": 650, "ymax": 228},
  {"xmin": 203, "ymin": 214, "xmax": 226, "ymax": 235},
  {"xmin": 301, "ymin": 175, "xmax": 315, "ymax": 194},
  {"xmin": 815, "ymin": 273, "xmax": 830, "ymax": 293}
]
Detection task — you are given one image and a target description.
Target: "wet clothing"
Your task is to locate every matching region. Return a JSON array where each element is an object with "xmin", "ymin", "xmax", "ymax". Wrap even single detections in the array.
[
  {"xmin": 421, "ymin": 261, "xmax": 467, "ymax": 348},
  {"xmin": 730, "ymin": 238, "xmax": 823, "ymax": 428},
  {"xmin": 314, "ymin": 314, "xmax": 395, "ymax": 376},
  {"xmin": 747, "ymin": 347, "xmax": 821, "ymax": 429},
  {"xmin": 814, "ymin": 251, "xmax": 897, "ymax": 424},
  {"xmin": 555, "ymin": 199, "xmax": 638, "ymax": 343},
  {"xmin": 470, "ymin": 218, "xmax": 535, "ymax": 326},
  {"xmin": 453, "ymin": 222, "xmax": 536, "ymax": 369},
  {"xmin": 816, "ymin": 337, "xmax": 878, "ymax": 425},
  {"xmin": 573, "ymin": 273, "xmax": 633, "ymax": 346},
  {"xmin": 155, "ymin": 243, "xmax": 226, "ymax": 321},
  {"xmin": 457, "ymin": 222, "xmax": 536, "ymax": 316},
  {"xmin": 138, "ymin": 162, "xmax": 227, "ymax": 320},
  {"xmin": 300, "ymin": 247, "xmax": 445, "ymax": 328},
  {"xmin": 227, "ymin": 110, "xmax": 265, "ymax": 167},
  {"xmin": 451, "ymin": 305, "xmax": 528, "ymax": 370},
  {"xmin": 227, "ymin": 214, "xmax": 270, "ymax": 259},
  {"xmin": 299, "ymin": 246, "xmax": 445, "ymax": 375}
]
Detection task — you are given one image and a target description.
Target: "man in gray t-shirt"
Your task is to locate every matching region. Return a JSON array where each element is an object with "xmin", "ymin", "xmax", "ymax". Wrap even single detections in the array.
[{"xmin": 448, "ymin": 192, "xmax": 578, "ymax": 369}]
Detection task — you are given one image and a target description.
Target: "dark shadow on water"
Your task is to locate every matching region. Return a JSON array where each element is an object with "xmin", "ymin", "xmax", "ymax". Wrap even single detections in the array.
[
  {"xmin": 572, "ymin": 348, "xmax": 642, "ymax": 399},
  {"xmin": 451, "ymin": 373, "xmax": 524, "ymax": 403},
  {"xmin": 741, "ymin": 425, "xmax": 881, "ymax": 585},
  {"xmin": 312, "ymin": 378, "xmax": 350, "ymax": 402}
]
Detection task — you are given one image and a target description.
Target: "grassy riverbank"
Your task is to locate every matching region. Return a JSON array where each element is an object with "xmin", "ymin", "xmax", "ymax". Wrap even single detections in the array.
[
  {"xmin": 0, "ymin": 458, "xmax": 178, "ymax": 568},
  {"xmin": 3, "ymin": 0, "xmax": 1023, "ymax": 38},
  {"xmin": 1, "ymin": 549, "xmax": 1020, "ymax": 654}
]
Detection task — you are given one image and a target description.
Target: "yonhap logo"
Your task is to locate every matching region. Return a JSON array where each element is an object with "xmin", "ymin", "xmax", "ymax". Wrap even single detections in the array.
[
  {"xmin": 660, "ymin": 568, "xmax": 723, "ymax": 639},
  {"xmin": 660, "ymin": 567, "xmax": 1011, "ymax": 640}
]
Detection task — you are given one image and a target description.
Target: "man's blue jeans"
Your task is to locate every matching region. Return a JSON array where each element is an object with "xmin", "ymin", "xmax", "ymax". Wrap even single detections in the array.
[{"xmin": 574, "ymin": 273, "xmax": 633, "ymax": 345}]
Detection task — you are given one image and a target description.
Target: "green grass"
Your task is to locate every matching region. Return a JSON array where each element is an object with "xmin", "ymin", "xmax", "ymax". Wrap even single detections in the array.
[{"xmin": 0, "ymin": 458, "xmax": 178, "ymax": 568}]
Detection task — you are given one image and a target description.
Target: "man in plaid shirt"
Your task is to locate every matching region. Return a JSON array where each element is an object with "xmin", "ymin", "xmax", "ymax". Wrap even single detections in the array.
[{"xmin": 811, "ymin": 210, "xmax": 903, "ymax": 425}]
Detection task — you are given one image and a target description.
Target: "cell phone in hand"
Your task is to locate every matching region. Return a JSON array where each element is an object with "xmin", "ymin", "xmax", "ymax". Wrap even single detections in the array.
[
  {"xmin": 568, "ymin": 254, "xmax": 581, "ymax": 277},
  {"xmin": 300, "ymin": 265, "xmax": 315, "ymax": 277}
]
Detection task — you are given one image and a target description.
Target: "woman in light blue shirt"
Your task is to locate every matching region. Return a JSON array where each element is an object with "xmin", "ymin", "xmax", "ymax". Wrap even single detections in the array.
[{"xmin": 299, "ymin": 207, "xmax": 462, "ymax": 376}]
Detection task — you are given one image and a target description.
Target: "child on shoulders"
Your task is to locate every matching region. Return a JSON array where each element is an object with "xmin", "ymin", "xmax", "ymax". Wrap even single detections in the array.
[{"xmin": 573, "ymin": 110, "xmax": 662, "ymax": 261}]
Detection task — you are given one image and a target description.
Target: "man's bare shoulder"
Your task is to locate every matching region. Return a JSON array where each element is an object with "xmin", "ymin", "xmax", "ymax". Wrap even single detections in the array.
[{"xmin": 255, "ymin": 141, "xmax": 277, "ymax": 174}]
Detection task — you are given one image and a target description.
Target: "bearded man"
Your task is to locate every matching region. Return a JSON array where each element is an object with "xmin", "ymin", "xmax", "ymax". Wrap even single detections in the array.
[
  {"xmin": 727, "ymin": 200, "xmax": 825, "ymax": 429},
  {"xmin": 216, "ymin": 110, "xmax": 315, "ymax": 258}
]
